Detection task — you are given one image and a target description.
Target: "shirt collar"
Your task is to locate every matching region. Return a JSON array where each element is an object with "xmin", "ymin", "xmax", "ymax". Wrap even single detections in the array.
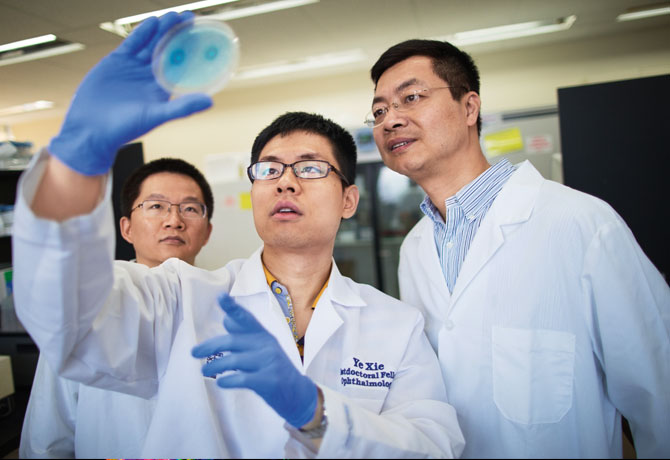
[
  {"xmin": 420, "ymin": 159, "xmax": 515, "ymax": 223},
  {"xmin": 262, "ymin": 262, "xmax": 329, "ymax": 309}
]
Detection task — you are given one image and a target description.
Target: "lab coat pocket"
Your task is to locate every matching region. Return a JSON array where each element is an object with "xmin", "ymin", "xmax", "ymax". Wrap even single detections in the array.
[{"xmin": 491, "ymin": 326, "xmax": 575, "ymax": 424}]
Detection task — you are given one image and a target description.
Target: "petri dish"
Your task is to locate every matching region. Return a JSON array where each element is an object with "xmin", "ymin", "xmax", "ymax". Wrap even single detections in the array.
[{"xmin": 152, "ymin": 17, "xmax": 240, "ymax": 95}]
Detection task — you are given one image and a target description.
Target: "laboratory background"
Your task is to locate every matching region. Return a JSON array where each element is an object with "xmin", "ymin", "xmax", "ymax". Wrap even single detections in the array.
[{"xmin": 0, "ymin": 0, "xmax": 669, "ymax": 457}]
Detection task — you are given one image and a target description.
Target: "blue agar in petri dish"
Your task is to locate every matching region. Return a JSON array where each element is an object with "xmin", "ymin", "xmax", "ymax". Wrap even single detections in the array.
[{"xmin": 152, "ymin": 17, "xmax": 240, "ymax": 95}]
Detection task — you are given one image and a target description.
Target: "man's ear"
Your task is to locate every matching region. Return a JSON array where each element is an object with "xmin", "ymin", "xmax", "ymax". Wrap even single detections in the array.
[
  {"xmin": 342, "ymin": 184, "xmax": 360, "ymax": 219},
  {"xmin": 203, "ymin": 222, "xmax": 213, "ymax": 246},
  {"xmin": 120, "ymin": 216, "xmax": 134, "ymax": 244},
  {"xmin": 464, "ymin": 91, "xmax": 481, "ymax": 129}
]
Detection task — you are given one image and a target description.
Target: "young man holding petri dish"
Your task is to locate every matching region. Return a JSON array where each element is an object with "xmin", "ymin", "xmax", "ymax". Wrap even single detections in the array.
[{"xmin": 12, "ymin": 12, "xmax": 464, "ymax": 458}]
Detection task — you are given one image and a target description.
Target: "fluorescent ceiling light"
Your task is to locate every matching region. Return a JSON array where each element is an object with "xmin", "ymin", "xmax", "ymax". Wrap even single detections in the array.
[
  {"xmin": 0, "ymin": 42, "xmax": 85, "ymax": 67},
  {"xmin": 101, "ymin": 0, "xmax": 240, "ymax": 36},
  {"xmin": 116, "ymin": 0, "xmax": 237, "ymax": 25},
  {"xmin": 0, "ymin": 100, "xmax": 54, "ymax": 117},
  {"xmin": 207, "ymin": 0, "xmax": 318, "ymax": 21},
  {"xmin": 435, "ymin": 15, "xmax": 577, "ymax": 47},
  {"xmin": 100, "ymin": 0, "xmax": 318, "ymax": 37},
  {"xmin": 234, "ymin": 49, "xmax": 366, "ymax": 80},
  {"xmin": 617, "ymin": 3, "xmax": 670, "ymax": 21},
  {"xmin": 0, "ymin": 34, "xmax": 57, "ymax": 53}
]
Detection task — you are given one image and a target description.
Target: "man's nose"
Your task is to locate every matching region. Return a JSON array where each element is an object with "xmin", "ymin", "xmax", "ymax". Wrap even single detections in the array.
[
  {"xmin": 382, "ymin": 104, "xmax": 409, "ymax": 129},
  {"xmin": 163, "ymin": 205, "xmax": 185, "ymax": 228},
  {"xmin": 275, "ymin": 167, "xmax": 299, "ymax": 194}
]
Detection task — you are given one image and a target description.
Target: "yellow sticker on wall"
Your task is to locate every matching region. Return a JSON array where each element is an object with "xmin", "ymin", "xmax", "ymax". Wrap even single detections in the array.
[
  {"xmin": 484, "ymin": 127, "xmax": 524, "ymax": 157},
  {"xmin": 239, "ymin": 192, "xmax": 252, "ymax": 210}
]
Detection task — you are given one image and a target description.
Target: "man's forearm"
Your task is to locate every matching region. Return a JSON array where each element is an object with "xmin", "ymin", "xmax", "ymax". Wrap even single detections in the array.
[{"xmin": 31, "ymin": 155, "xmax": 106, "ymax": 221}]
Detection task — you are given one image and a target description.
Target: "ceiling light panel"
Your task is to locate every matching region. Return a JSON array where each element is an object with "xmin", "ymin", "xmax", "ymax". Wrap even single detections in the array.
[
  {"xmin": 100, "ymin": 0, "xmax": 319, "ymax": 37},
  {"xmin": 234, "ymin": 49, "xmax": 366, "ymax": 80},
  {"xmin": 0, "ymin": 38, "xmax": 85, "ymax": 67},
  {"xmin": 206, "ymin": 0, "xmax": 318, "ymax": 21},
  {"xmin": 0, "ymin": 34, "xmax": 57, "ymax": 53},
  {"xmin": 434, "ymin": 16, "xmax": 577, "ymax": 47},
  {"xmin": 617, "ymin": 2, "xmax": 670, "ymax": 21},
  {"xmin": 100, "ymin": 0, "xmax": 240, "ymax": 37},
  {"xmin": 0, "ymin": 100, "xmax": 54, "ymax": 117}
]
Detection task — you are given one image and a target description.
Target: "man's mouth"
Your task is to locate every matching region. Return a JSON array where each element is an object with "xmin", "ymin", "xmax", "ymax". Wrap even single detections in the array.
[
  {"xmin": 388, "ymin": 139, "xmax": 415, "ymax": 151},
  {"xmin": 271, "ymin": 202, "xmax": 302, "ymax": 216},
  {"xmin": 160, "ymin": 236, "xmax": 185, "ymax": 244}
]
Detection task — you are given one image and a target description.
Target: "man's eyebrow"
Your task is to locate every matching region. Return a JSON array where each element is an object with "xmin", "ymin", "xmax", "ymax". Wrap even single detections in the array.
[
  {"xmin": 143, "ymin": 193, "xmax": 168, "ymax": 200},
  {"xmin": 259, "ymin": 152, "xmax": 323, "ymax": 162},
  {"xmin": 372, "ymin": 78, "xmax": 422, "ymax": 105},
  {"xmin": 143, "ymin": 193, "xmax": 202, "ymax": 202}
]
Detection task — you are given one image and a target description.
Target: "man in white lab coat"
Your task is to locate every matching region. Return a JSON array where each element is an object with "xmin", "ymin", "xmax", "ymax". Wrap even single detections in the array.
[
  {"xmin": 367, "ymin": 39, "xmax": 670, "ymax": 458},
  {"xmin": 20, "ymin": 158, "xmax": 214, "ymax": 458},
  {"xmin": 12, "ymin": 13, "xmax": 464, "ymax": 458}
]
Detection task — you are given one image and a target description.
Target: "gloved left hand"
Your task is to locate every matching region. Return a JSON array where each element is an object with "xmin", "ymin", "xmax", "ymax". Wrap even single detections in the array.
[
  {"xmin": 192, "ymin": 294, "xmax": 318, "ymax": 428},
  {"xmin": 49, "ymin": 11, "xmax": 213, "ymax": 176}
]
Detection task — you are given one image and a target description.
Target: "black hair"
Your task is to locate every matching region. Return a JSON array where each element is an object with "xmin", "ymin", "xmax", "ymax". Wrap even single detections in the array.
[
  {"xmin": 121, "ymin": 157, "xmax": 214, "ymax": 221},
  {"xmin": 250, "ymin": 112, "xmax": 357, "ymax": 186},
  {"xmin": 370, "ymin": 39, "xmax": 482, "ymax": 135}
]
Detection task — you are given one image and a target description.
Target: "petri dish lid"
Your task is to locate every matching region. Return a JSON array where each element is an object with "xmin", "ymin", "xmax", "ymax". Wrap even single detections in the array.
[{"xmin": 152, "ymin": 17, "xmax": 240, "ymax": 96}]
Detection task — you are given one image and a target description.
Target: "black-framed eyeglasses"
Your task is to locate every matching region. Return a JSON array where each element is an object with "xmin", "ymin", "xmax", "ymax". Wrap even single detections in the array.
[
  {"xmin": 364, "ymin": 86, "xmax": 454, "ymax": 128},
  {"xmin": 131, "ymin": 200, "xmax": 208, "ymax": 219},
  {"xmin": 247, "ymin": 160, "xmax": 349, "ymax": 185}
]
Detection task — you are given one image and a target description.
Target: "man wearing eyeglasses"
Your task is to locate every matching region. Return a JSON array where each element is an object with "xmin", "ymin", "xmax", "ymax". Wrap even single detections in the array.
[
  {"xmin": 11, "ymin": 12, "xmax": 464, "ymax": 459},
  {"xmin": 119, "ymin": 158, "xmax": 213, "ymax": 268},
  {"xmin": 20, "ymin": 158, "xmax": 214, "ymax": 458},
  {"xmin": 367, "ymin": 39, "xmax": 670, "ymax": 458}
]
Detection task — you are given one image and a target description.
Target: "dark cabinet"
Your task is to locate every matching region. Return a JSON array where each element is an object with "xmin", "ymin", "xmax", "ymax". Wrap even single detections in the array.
[
  {"xmin": 0, "ymin": 169, "xmax": 21, "ymax": 267},
  {"xmin": 558, "ymin": 74, "xmax": 669, "ymax": 282},
  {"xmin": 0, "ymin": 166, "xmax": 31, "ymax": 458}
]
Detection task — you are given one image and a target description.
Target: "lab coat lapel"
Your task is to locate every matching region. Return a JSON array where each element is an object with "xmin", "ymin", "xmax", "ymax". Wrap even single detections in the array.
[
  {"xmin": 418, "ymin": 219, "xmax": 452, "ymax": 305},
  {"xmin": 450, "ymin": 161, "xmax": 542, "ymax": 307},
  {"xmin": 303, "ymin": 261, "xmax": 363, "ymax": 370},
  {"xmin": 228, "ymin": 247, "xmax": 303, "ymax": 370}
]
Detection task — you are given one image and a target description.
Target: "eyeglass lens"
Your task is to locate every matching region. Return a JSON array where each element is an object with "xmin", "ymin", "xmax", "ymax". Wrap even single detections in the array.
[
  {"xmin": 249, "ymin": 160, "xmax": 331, "ymax": 180},
  {"xmin": 141, "ymin": 200, "xmax": 206, "ymax": 219},
  {"xmin": 367, "ymin": 88, "xmax": 427, "ymax": 127}
]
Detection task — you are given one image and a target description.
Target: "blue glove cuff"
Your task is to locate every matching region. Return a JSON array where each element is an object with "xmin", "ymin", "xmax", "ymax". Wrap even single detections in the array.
[
  {"xmin": 287, "ymin": 378, "xmax": 319, "ymax": 429},
  {"xmin": 48, "ymin": 130, "xmax": 116, "ymax": 177}
]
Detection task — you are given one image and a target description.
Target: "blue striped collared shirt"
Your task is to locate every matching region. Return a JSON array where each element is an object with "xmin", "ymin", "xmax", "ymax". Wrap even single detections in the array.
[{"xmin": 419, "ymin": 159, "xmax": 516, "ymax": 293}]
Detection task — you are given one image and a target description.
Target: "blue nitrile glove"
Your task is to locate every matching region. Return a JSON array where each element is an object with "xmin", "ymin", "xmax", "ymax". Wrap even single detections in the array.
[
  {"xmin": 192, "ymin": 294, "xmax": 318, "ymax": 428},
  {"xmin": 49, "ymin": 11, "xmax": 212, "ymax": 176}
]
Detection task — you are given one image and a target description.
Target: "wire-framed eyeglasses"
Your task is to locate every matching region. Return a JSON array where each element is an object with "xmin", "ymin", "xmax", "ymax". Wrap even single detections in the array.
[
  {"xmin": 364, "ymin": 86, "xmax": 453, "ymax": 128},
  {"xmin": 247, "ymin": 160, "xmax": 349, "ymax": 185},
  {"xmin": 131, "ymin": 200, "xmax": 208, "ymax": 219}
]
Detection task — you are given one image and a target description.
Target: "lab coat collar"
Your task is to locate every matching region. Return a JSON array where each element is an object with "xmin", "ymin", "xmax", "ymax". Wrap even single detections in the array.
[
  {"xmin": 416, "ymin": 219, "xmax": 453, "ymax": 306},
  {"xmin": 303, "ymin": 261, "xmax": 368, "ymax": 368},
  {"xmin": 449, "ymin": 160, "xmax": 543, "ymax": 306},
  {"xmin": 412, "ymin": 161, "xmax": 543, "ymax": 313},
  {"xmin": 485, "ymin": 160, "xmax": 540, "ymax": 226},
  {"xmin": 228, "ymin": 246, "xmax": 268, "ymax": 297},
  {"xmin": 324, "ymin": 260, "xmax": 367, "ymax": 308},
  {"xmin": 228, "ymin": 247, "xmax": 367, "ymax": 309}
]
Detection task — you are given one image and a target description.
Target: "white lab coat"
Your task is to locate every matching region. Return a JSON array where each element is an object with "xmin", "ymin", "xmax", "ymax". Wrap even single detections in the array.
[
  {"xmin": 398, "ymin": 161, "xmax": 670, "ymax": 458},
  {"xmin": 20, "ymin": 355, "xmax": 156, "ymax": 458},
  {"xmin": 12, "ymin": 150, "xmax": 465, "ymax": 459}
]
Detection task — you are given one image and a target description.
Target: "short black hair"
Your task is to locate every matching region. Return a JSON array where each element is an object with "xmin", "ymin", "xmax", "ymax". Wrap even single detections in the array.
[
  {"xmin": 250, "ymin": 112, "xmax": 357, "ymax": 186},
  {"xmin": 121, "ymin": 158, "xmax": 214, "ymax": 221},
  {"xmin": 370, "ymin": 39, "xmax": 482, "ymax": 135}
]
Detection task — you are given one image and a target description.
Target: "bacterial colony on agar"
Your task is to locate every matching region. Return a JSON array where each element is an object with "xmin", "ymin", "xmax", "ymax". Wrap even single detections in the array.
[{"xmin": 152, "ymin": 17, "xmax": 240, "ymax": 96}]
